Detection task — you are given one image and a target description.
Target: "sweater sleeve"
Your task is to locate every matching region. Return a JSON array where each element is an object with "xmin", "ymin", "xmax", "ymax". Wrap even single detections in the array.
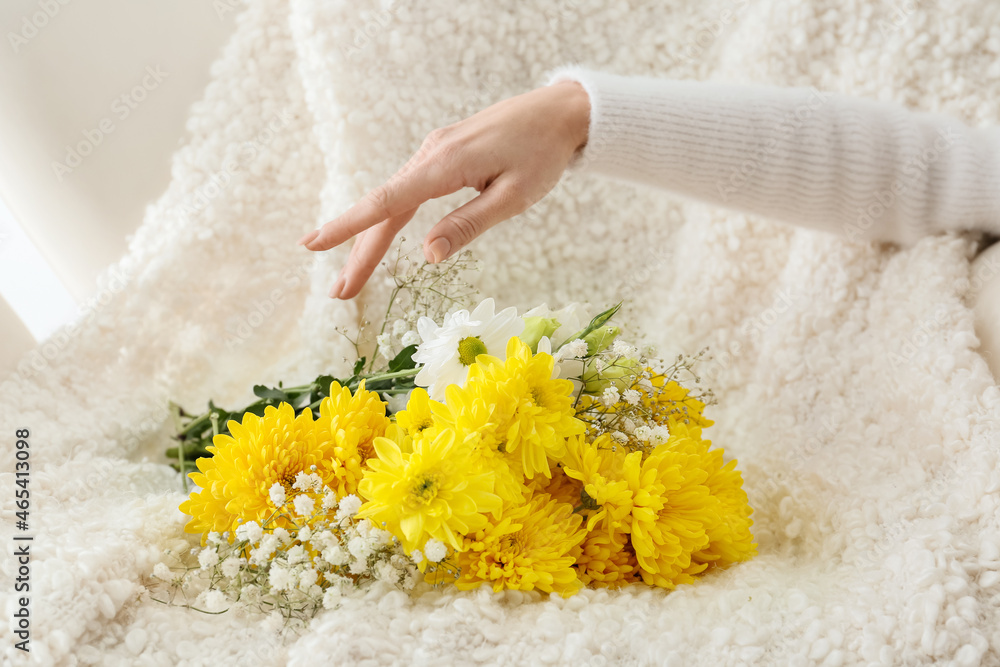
[{"xmin": 547, "ymin": 67, "xmax": 1000, "ymax": 245}]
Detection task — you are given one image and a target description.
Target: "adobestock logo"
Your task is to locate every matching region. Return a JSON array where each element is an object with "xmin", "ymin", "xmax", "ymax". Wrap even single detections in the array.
[
  {"xmin": 7, "ymin": 0, "xmax": 73, "ymax": 54},
  {"xmin": 51, "ymin": 65, "xmax": 169, "ymax": 183}
]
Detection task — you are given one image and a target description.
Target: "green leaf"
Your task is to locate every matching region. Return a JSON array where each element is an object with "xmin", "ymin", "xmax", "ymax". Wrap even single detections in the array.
[
  {"xmin": 388, "ymin": 344, "xmax": 418, "ymax": 372},
  {"xmin": 310, "ymin": 375, "xmax": 336, "ymax": 404},
  {"xmin": 352, "ymin": 357, "xmax": 366, "ymax": 376},
  {"xmin": 253, "ymin": 385, "xmax": 290, "ymax": 402}
]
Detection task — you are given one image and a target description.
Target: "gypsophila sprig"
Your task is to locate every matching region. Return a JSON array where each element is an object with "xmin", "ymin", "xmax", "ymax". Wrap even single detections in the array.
[
  {"xmin": 151, "ymin": 485, "xmax": 418, "ymax": 626},
  {"xmin": 165, "ymin": 252, "xmax": 755, "ymax": 627}
]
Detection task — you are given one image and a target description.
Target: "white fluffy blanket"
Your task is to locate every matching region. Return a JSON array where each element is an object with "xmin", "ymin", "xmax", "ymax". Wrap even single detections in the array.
[{"xmin": 5, "ymin": 0, "xmax": 1000, "ymax": 664}]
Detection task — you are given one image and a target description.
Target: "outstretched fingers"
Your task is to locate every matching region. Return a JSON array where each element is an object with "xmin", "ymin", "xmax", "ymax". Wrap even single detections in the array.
[
  {"xmin": 303, "ymin": 158, "xmax": 453, "ymax": 252},
  {"xmin": 332, "ymin": 207, "xmax": 418, "ymax": 299},
  {"xmin": 423, "ymin": 175, "xmax": 533, "ymax": 263}
]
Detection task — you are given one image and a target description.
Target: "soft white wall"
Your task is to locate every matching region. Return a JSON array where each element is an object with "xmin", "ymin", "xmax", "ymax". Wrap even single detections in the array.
[{"xmin": 0, "ymin": 0, "xmax": 235, "ymax": 374}]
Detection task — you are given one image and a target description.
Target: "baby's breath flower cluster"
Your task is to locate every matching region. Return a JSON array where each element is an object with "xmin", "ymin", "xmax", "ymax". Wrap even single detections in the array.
[
  {"xmin": 569, "ymin": 337, "xmax": 716, "ymax": 457},
  {"xmin": 152, "ymin": 488, "xmax": 418, "ymax": 625},
  {"xmin": 355, "ymin": 241, "xmax": 481, "ymax": 374}
]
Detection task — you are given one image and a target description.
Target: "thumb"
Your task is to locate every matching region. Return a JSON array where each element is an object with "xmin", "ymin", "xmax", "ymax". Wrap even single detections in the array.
[{"xmin": 423, "ymin": 177, "xmax": 531, "ymax": 263}]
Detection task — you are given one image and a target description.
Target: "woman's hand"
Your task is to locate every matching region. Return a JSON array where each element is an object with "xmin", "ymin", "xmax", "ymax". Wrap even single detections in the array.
[{"xmin": 298, "ymin": 81, "xmax": 590, "ymax": 299}]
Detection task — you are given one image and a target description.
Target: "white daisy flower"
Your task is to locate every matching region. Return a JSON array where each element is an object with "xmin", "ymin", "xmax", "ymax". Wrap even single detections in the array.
[{"xmin": 413, "ymin": 298, "xmax": 524, "ymax": 400}]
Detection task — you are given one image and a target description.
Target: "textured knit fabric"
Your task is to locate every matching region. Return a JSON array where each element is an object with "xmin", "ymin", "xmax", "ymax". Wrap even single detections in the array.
[{"xmin": 550, "ymin": 67, "xmax": 1000, "ymax": 245}]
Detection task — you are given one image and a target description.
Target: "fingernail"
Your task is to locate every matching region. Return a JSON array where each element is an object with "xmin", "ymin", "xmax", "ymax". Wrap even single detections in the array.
[
  {"xmin": 329, "ymin": 275, "xmax": 346, "ymax": 299},
  {"xmin": 298, "ymin": 230, "xmax": 320, "ymax": 246},
  {"xmin": 427, "ymin": 237, "xmax": 451, "ymax": 263}
]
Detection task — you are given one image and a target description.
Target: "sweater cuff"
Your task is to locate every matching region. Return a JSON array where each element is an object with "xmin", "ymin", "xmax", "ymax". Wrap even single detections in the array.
[{"xmin": 544, "ymin": 66, "xmax": 668, "ymax": 178}]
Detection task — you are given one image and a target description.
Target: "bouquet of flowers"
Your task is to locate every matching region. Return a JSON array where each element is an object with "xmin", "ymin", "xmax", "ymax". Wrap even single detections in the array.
[{"xmin": 153, "ymin": 251, "xmax": 756, "ymax": 622}]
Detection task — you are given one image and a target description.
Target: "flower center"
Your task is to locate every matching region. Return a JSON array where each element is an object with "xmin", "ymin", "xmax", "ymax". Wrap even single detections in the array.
[
  {"xmin": 410, "ymin": 474, "xmax": 441, "ymax": 505},
  {"xmin": 457, "ymin": 336, "xmax": 488, "ymax": 366}
]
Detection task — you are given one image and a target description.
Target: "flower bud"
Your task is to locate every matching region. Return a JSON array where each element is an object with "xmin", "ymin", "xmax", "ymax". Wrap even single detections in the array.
[
  {"xmin": 583, "ymin": 357, "xmax": 639, "ymax": 394},
  {"xmin": 519, "ymin": 316, "xmax": 561, "ymax": 353},
  {"xmin": 583, "ymin": 326, "xmax": 620, "ymax": 355}
]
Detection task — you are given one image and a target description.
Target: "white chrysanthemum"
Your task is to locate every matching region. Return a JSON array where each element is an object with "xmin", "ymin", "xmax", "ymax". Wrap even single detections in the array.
[
  {"xmin": 293, "ymin": 494, "xmax": 315, "ymax": 518},
  {"xmin": 153, "ymin": 563, "xmax": 172, "ymax": 580},
  {"xmin": 424, "ymin": 538, "xmax": 448, "ymax": 563},
  {"xmin": 335, "ymin": 494, "xmax": 362, "ymax": 522},
  {"xmin": 413, "ymin": 298, "xmax": 524, "ymax": 399},
  {"xmin": 198, "ymin": 548, "xmax": 219, "ymax": 569},
  {"xmin": 235, "ymin": 520, "xmax": 262, "ymax": 544},
  {"xmin": 269, "ymin": 482, "xmax": 286, "ymax": 507}
]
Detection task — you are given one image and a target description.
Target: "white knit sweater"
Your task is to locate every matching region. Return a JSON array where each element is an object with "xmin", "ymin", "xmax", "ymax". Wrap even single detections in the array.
[{"xmin": 549, "ymin": 67, "xmax": 1000, "ymax": 245}]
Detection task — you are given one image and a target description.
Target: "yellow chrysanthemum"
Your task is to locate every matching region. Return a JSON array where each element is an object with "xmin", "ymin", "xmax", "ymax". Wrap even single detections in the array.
[
  {"xmin": 456, "ymin": 492, "xmax": 586, "ymax": 597},
  {"xmin": 179, "ymin": 403, "xmax": 334, "ymax": 542},
  {"xmin": 624, "ymin": 448, "xmax": 721, "ymax": 589},
  {"xmin": 395, "ymin": 387, "xmax": 436, "ymax": 438},
  {"xmin": 528, "ymin": 464, "xmax": 581, "ymax": 509},
  {"xmin": 438, "ymin": 383, "xmax": 528, "ymax": 503},
  {"xmin": 659, "ymin": 432, "xmax": 756, "ymax": 568},
  {"xmin": 357, "ymin": 425, "xmax": 502, "ymax": 552},
  {"xmin": 313, "ymin": 380, "xmax": 391, "ymax": 498},
  {"xmin": 574, "ymin": 529, "xmax": 639, "ymax": 589},
  {"xmin": 560, "ymin": 434, "xmax": 633, "ymax": 533},
  {"xmin": 464, "ymin": 337, "xmax": 584, "ymax": 479},
  {"xmin": 642, "ymin": 373, "xmax": 713, "ymax": 434}
]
